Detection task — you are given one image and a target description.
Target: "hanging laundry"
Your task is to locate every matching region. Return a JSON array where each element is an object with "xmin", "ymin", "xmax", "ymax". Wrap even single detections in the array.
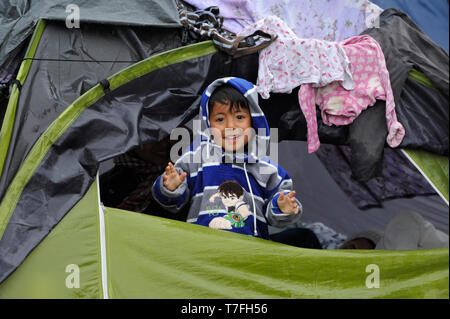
[
  {"xmin": 346, "ymin": 100, "xmax": 387, "ymax": 181},
  {"xmin": 181, "ymin": 0, "xmax": 255, "ymax": 35},
  {"xmin": 182, "ymin": 0, "xmax": 382, "ymax": 41},
  {"xmin": 178, "ymin": 4, "xmax": 276, "ymax": 58},
  {"xmin": 362, "ymin": 8, "xmax": 448, "ymax": 101},
  {"xmin": 299, "ymin": 35, "xmax": 405, "ymax": 153},
  {"xmin": 361, "ymin": 8, "xmax": 449, "ymax": 155},
  {"xmin": 237, "ymin": 15, "xmax": 354, "ymax": 99}
]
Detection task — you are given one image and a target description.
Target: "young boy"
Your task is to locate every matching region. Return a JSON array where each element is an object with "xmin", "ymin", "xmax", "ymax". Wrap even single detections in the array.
[{"xmin": 152, "ymin": 77, "xmax": 302, "ymax": 239}]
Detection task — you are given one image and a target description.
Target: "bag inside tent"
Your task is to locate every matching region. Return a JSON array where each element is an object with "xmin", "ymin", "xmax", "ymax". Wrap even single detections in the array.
[{"xmin": 0, "ymin": 0, "xmax": 448, "ymax": 299}]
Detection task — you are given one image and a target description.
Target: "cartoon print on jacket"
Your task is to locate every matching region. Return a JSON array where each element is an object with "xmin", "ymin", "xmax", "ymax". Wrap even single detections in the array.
[{"xmin": 208, "ymin": 180, "xmax": 252, "ymax": 229}]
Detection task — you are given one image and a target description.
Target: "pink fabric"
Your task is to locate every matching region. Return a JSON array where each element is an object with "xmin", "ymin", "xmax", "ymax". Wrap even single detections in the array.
[
  {"xmin": 237, "ymin": 15, "xmax": 355, "ymax": 99},
  {"xmin": 299, "ymin": 35, "xmax": 405, "ymax": 153}
]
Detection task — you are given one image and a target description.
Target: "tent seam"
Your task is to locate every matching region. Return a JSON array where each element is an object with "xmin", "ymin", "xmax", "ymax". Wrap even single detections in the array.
[{"xmin": 96, "ymin": 173, "xmax": 109, "ymax": 299}]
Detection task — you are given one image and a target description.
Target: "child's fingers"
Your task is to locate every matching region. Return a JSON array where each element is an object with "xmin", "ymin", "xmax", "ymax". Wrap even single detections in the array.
[
  {"xmin": 180, "ymin": 172, "xmax": 187, "ymax": 182},
  {"xmin": 286, "ymin": 204, "xmax": 298, "ymax": 214},
  {"xmin": 165, "ymin": 163, "xmax": 174, "ymax": 175},
  {"xmin": 165, "ymin": 163, "xmax": 180, "ymax": 177},
  {"xmin": 278, "ymin": 192, "xmax": 299, "ymax": 214},
  {"xmin": 280, "ymin": 191, "xmax": 296, "ymax": 200}
]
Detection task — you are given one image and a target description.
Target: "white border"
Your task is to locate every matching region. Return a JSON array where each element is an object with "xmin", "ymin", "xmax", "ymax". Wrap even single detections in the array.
[{"xmin": 96, "ymin": 172, "xmax": 109, "ymax": 299}]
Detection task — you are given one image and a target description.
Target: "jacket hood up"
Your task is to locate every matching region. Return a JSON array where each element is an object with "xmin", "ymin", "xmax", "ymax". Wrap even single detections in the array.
[{"xmin": 199, "ymin": 77, "xmax": 271, "ymax": 163}]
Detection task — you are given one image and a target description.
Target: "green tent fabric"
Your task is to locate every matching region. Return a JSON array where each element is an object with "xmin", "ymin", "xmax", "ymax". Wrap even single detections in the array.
[
  {"xmin": 0, "ymin": 5, "xmax": 448, "ymax": 299},
  {"xmin": 0, "ymin": 178, "xmax": 102, "ymax": 298},
  {"xmin": 1, "ymin": 178, "xmax": 448, "ymax": 298},
  {"xmin": 403, "ymin": 150, "xmax": 449, "ymax": 204},
  {"xmin": 105, "ymin": 208, "xmax": 448, "ymax": 299}
]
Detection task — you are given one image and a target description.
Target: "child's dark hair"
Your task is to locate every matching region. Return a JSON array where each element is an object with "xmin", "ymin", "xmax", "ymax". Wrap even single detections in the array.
[
  {"xmin": 208, "ymin": 84, "xmax": 249, "ymax": 114},
  {"xmin": 218, "ymin": 180, "xmax": 244, "ymax": 197}
]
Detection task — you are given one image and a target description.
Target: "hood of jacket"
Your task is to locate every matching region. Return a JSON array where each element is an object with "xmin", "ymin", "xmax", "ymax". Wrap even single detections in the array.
[{"xmin": 198, "ymin": 77, "xmax": 271, "ymax": 163}]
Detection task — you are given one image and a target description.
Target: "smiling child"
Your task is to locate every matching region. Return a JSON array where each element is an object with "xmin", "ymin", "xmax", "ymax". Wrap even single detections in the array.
[{"xmin": 152, "ymin": 77, "xmax": 303, "ymax": 239}]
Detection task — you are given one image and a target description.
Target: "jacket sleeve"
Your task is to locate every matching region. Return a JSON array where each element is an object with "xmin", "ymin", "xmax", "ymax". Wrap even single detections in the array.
[
  {"xmin": 262, "ymin": 160, "xmax": 303, "ymax": 228},
  {"xmin": 151, "ymin": 159, "xmax": 191, "ymax": 214}
]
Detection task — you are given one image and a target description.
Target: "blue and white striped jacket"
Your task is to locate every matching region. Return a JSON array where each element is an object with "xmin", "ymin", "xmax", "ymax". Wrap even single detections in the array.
[{"xmin": 152, "ymin": 77, "xmax": 302, "ymax": 239}]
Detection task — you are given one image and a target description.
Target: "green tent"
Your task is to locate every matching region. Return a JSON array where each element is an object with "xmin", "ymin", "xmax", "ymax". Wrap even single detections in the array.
[{"xmin": 0, "ymin": 2, "xmax": 448, "ymax": 299}]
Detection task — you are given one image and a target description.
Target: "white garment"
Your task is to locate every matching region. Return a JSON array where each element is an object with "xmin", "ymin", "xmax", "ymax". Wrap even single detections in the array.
[
  {"xmin": 183, "ymin": 0, "xmax": 382, "ymax": 42},
  {"xmin": 237, "ymin": 15, "xmax": 354, "ymax": 99},
  {"xmin": 376, "ymin": 211, "xmax": 449, "ymax": 250}
]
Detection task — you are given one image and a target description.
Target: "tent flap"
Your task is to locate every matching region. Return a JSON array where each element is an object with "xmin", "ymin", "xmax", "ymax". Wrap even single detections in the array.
[
  {"xmin": 0, "ymin": 20, "xmax": 184, "ymax": 201},
  {"xmin": 0, "ymin": 41, "xmax": 258, "ymax": 284},
  {"xmin": 106, "ymin": 208, "xmax": 449, "ymax": 299},
  {"xmin": 0, "ymin": 179, "xmax": 102, "ymax": 298}
]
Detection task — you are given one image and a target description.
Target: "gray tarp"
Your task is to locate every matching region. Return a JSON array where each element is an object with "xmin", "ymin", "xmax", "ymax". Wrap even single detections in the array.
[
  {"xmin": 0, "ymin": 0, "xmax": 181, "ymax": 64},
  {"xmin": 0, "ymin": 38, "xmax": 259, "ymax": 283},
  {"xmin": 0, "ymin": 20, "xmax": 183, "ymax": 199}
]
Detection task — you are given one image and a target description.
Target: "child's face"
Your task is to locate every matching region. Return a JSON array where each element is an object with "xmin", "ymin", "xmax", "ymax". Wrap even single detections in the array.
[{"xmin": 209, "ymin": 101, "xmax": 252, "ymax": 152}]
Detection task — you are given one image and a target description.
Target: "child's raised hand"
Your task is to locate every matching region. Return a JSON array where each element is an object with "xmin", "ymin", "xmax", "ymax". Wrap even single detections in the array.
[
  {"xmin": 162, "ymin": 162, "xmax": 187, "ymax": 191},
  {"xmin": 277, "ymin": 191, "xmax": 299, "ymax": 214}
]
